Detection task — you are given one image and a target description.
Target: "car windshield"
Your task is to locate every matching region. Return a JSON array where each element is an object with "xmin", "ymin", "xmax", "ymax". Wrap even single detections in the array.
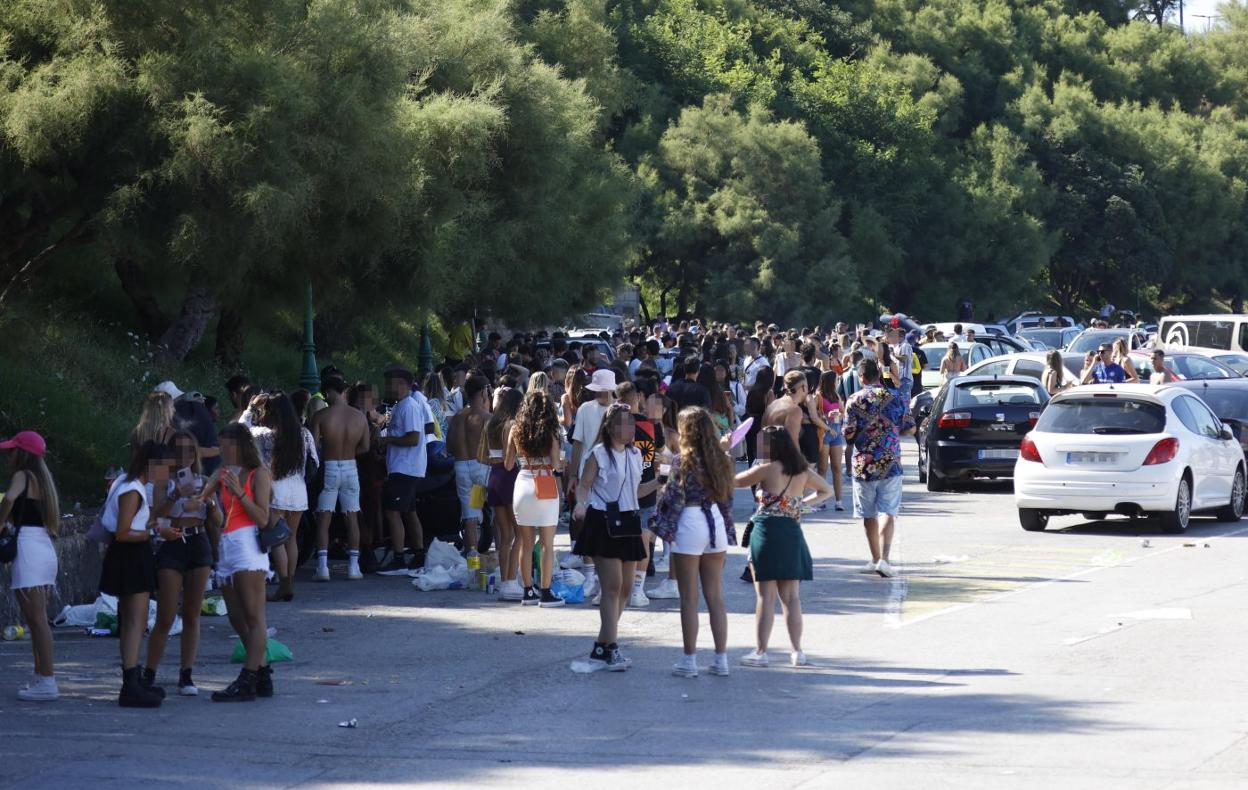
[
  {"xmin": 1215, "ymin": 355, "xmax": 1248, "ymax": 375},
  {"xmin": 951, "ymin": 383, "xmax": 1042, "ymax": 408},
  {"xmin": 1019, "ymin": 330, "xmax": 1063, "ymax": 349},
  {"xmin": 1036, "ymin": 398, "xmax": 1166, "ymax": 435},
  {"xmin": 1068, "ymin": 332, "xmax": 1125, "ymax": 354},
  {"xmin": 1171, "ymin": 356, "xmax": 1234, "ymax": 380}
]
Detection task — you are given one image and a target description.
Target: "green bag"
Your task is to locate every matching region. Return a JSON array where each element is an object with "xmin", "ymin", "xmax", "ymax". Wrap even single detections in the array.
[{"xmin": 231, "ymin": 637, "xmax": 293, "ymax": 664}]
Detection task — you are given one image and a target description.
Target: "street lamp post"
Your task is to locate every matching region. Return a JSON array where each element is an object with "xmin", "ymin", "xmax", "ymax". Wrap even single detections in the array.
[
  {"xmin": 299, "ymin": 281, "xmax": 319, "ymax": 390},
  {"xmin": 418, "ymin": 320, "xmax": 434, "ymax": 379}
]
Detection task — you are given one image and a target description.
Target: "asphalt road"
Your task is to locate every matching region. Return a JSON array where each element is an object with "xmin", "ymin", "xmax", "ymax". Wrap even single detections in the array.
[{"xmin": 3, "ymin": 447, "xmax": 1248, "ymax": 789}]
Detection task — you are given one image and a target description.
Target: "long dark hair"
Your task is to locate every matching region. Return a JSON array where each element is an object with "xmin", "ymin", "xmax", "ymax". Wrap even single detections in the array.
[
  {"xmin": 169, "ymin": 429, "xmax": 203, "ymax": 476},
  {"xmin": 762, "ymin": 426, "xmax": 809, "ymax": 475},
  {"xmin": 126, "ymin": 439, "xmax": 175, "ymax": 483},
  {"xmin": 487, "ymin": 388, "xmax": 524, "ymax": 449},
  {"xmin": 747, "ymin": 367, "xmax": 774, "ymax": 416},
  {"xmin": 259, "ymin": 393, "xmax": 304, "ymax": 479},
  {"xmin": 219, "ymin": 422, "xmax": 263, "ymax": 470},
  {"xmin": 697, "ymin": 363, "xmax": 730, "ymax": 416},
  {"xmin": 595, "ymin": 403, "xmax": 635, "ymax": 452},
  {"xmin": 515, "ymin": 390, "xmax": 560, "ymax": 458}
]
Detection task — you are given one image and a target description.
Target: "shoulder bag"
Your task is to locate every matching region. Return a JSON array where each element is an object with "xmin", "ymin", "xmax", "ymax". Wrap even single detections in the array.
[{"xmin": 602, "ymin": 448, "xmax": 642, "ymax": 539}]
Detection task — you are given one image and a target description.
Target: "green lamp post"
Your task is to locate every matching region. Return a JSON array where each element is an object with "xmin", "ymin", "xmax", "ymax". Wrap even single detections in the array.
[
  {"xmin": 417, "ymin": 320, "xmax": 434, "ymax": 378},
  {"xmin": 299, "ymin": 281, "xmax": 319, "ymax": 390}
]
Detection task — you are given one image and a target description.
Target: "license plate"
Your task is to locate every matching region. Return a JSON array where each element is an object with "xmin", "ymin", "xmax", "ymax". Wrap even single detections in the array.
[
  {"xmin": 979, "ymin": 449, "xmax": 1018, "ymax": 460},
  {"xmin": 1067, "ymin": 452, "xmax": 1117, "ymax": 464}
]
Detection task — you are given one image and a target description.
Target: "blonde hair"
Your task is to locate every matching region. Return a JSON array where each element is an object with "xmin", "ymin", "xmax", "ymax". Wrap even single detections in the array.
[
  {"xmin": 12, "ymin": 450, "xmax": 60, "ymax": 537},
  {"xmin": 675, "ymin": 407, "xmax": 733, "ymax": 502},
  {"xmin": 528, "ymin": 371, "xmax": 549, "ymax": 394},
  {"xmin": 132, "ymin": 392, "xmax": 174, "ymax": 447}
]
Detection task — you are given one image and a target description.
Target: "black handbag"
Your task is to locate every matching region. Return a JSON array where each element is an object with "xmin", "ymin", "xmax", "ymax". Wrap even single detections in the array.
[
  {"xmin": 603, "ymin": 451, "xmax": 642, "ymax": 539},
  {"xmin": 0, "ymin": 524, "xmax": 19, "ymax": 564},
  {"xmin": 257, "ymin": 517, "xmax": 291, "ymax": 552}
]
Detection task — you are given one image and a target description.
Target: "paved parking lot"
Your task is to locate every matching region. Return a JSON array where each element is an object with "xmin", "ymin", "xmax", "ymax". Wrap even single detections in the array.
[{"xmin": 3, "ymin": 448, "xmax": 1248, "ymax": 789}]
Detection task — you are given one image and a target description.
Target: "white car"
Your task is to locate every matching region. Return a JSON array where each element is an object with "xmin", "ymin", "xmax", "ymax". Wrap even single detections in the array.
[
  {"xmin": 965, "ymin": 352, "xmax": 1080, "ymax": 387},
  {"xmin": 1014, "ymin": 385, "xmax": 1245, "ymax": 533},
  {"xmin": 918, "ymin": 341, "xmax": 994, "ymax": 390}
]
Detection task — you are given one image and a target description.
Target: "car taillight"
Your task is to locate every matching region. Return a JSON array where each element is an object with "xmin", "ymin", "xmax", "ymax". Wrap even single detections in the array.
[
  {"xmin": 938, "ymin": 411, "xmax": 972, "ymax": 429},
  {"xmin": 1028, "ymin": 411, "xmax": 1041, "ymax": 426},
  {"xmin": 1020, "ymin": 435, "xmax": 1042, "ymax": 463},
  {"xmin": 1143, "ymin": 437, "xmax": 1179, "ymax": 465}
]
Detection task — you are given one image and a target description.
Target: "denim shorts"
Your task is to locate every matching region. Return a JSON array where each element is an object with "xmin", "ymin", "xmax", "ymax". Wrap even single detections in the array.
[
  {"xmin": 852, "ymin": 475, "xmax": 903, "ymax": 519},
  {"xmin": 317, "ymin": 460, "xmax": 361, "ymax": 513}
]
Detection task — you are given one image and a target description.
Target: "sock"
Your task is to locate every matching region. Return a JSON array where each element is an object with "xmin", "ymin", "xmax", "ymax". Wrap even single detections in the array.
[
  {"xmin": 662, "ymin": 542, "xmax": 672, "ymax": 561},
  {"xmin": 584, "ymin": 563, "xmax": 596, "ymax": 581},
  {"xmin": 317, "ymin": 550, "xmax": 328, "ymax": 570},
  {"xmin": 348, "ymin": 550, "xmax": 359, "ymax": 560},
  {"xmin": 715, "ymin": 652, "xmax": 729, "ymax": 665},
  {"xmin": 633, "ymin": 569, "xmax": 646, "ymax": 585}
]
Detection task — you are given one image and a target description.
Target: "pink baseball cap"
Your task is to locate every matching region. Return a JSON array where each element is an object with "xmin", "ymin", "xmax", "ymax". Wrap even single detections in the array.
[{"xmin": 0, "ymin": 431, "xmax": 47, "ymax": 457}]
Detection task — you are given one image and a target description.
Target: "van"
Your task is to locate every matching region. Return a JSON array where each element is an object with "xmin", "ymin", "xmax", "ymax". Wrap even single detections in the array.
[{"xmin": 1158, "ymin": 315, "xmax": 1248, "ymax": 352}]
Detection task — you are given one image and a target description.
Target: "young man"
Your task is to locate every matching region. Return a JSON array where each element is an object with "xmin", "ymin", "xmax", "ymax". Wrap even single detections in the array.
[
  {"xmin": 666, "ymin": 354, "xmax": 711, "ymax": 410},
  {"xmin": 376, "ymin": 366, "xmax": 428, "ymax": 575},
  {"xmin": 448, "ymin": 375, "xmax": 492, "ymax": 570},
  {"xmin": 844, "ymin": 359, "xmax": 916, "ymax": 579},
  {"xmin": 742, "ymin": 337, "xmax": 771, "ymax": 387},
  {"xmin": 309, "ymin": 377, "xmax": 370, "ymax": 581},
  {"xmin": 1082, "ymin": 343, "xmax": 1128, "ymax": 384},
  {"xmin": 886, "ymin": 326, "xmax": 915, "ymax": 413},
  {"xmin": 225, "ymin": 374, "xmax": 251, "ymax": 424},
  {"xmin": 1150, "ymin": 349, "xmax": 1171, "ymax": 384}
]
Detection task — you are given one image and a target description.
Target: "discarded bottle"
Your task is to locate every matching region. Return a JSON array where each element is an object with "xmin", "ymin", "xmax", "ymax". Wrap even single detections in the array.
[
  {"xmin": 3, "ymin": 625, "xmax": 27, "ymax": 641},
  {"xmin": 466, "ymin": 551, "xmax": 481, "ymax": 590},
  {"xmin": 532, "ymin": 543, "xmax": 542, "ymax": 586}
]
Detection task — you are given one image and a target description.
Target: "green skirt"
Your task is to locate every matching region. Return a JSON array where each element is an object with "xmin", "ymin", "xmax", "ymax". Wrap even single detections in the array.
[{"xmin": 748, "ymin": 514, "xmax": 812, "ymax": 582}]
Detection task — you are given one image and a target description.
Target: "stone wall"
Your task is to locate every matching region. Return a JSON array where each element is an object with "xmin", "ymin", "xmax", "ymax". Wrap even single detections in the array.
[{"xmin": 0, "ymin": 515, "xmax": 103, "ymax": 627}]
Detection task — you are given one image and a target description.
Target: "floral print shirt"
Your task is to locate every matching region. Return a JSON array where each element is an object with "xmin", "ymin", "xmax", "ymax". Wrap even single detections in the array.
[{"xmin": 844, "ymin": 384, "xmax": 915, "ymax": 482}]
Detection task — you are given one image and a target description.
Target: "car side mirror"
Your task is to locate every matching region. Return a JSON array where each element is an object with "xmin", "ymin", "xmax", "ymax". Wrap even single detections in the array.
[{"xmin": 1220, "ymin": 426, "xmax": 1234, "ymax": 441}]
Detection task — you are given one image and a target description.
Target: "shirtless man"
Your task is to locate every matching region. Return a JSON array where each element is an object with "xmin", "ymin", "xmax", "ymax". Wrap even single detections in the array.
[
  {"xmin": 762, "ymin": 370, "xmax": 826, "ymax": 469},
  {"xmin": 448, "ymin": 374, "xmax": 491, "ymax": 556},
  {"xmin": 309, "ymin": 377, "xmax": 370, "ymax": 581}
]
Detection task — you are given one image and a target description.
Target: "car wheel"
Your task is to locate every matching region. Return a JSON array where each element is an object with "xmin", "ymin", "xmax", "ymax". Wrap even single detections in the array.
[
  {"xmin": 1216, "ymin": 467, "xmax": 1246, "ymax": 523},
  {"xmin": 917, "ymin": 442, "xmax": 928, "ymax": 483},
  {"xmin": 1019, "ymin": 508, "xmax": 1048, "ymax": 532},
  {"xmin": 925, "ymin": 452, "xmax": 946, "ymax": 492},
  {"xmin": 1159, "ymin": 476, "xmax": 1192, "ymax": 534}
]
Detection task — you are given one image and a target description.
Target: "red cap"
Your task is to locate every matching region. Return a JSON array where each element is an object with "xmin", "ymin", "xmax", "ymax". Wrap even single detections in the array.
[{"xmin": 0, "ymin": 431, "xmax": 47, "ymax": 457}]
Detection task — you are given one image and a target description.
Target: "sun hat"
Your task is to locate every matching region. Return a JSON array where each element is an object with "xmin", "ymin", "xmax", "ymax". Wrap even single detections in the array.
[
  {"xmin": 0, "ymin": 431, "xmax": 46, "ymax": 457},
  {"xmin": 585, "ymin": 369, "xmax": 617, "ymax": 393},
  {"xmin": 154, "ymin": 380, "xmax": 184, "ymax": 400}
]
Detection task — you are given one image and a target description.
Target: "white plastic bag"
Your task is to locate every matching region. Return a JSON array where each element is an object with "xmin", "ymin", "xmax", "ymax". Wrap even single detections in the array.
[
  {"xmin": 554, "ymin": 568, "xmax": 585, "ymax": 586},
  {"xmin": 54, "ymin": 602, "xmax": 99, "ymax": 628},
  {"xmin": 424, "ymin": 538, "xmax": 467, "ymax": 572},
  {"xmin": 412, "ymin": 566, "xmax": 453, "ymax": 591},
  {"xmin": 146, "ymin": 600, "xmax": 182, "ymax": 636}
]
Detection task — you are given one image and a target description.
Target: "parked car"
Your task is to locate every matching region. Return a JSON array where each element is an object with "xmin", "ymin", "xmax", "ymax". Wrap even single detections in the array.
[
  {"xmin": 1161, "ymin": 346, "xmax": 1248, "ymax": 377},
  {"xmin": 1013, "ymin": 385, "xmax": 1245, "ymax": 533},
  {"xmin": 1067, "ymin": 328, "xmax": 1148, "ymax": 354},
  {"xmin": 917, "ymin": 341, "xmax": 994, "ymax": 390},
  {"xmin": 965, "ymin": 352, "xmax": 1080, "ymax": 387},
  {"xmin": 1128, "ymin": 350, "xmax": 1237, "ymax": 382},
  {"xmin": 979, "ymin": 333, "xmax": 1035, "ymax": 358},
  {"xmin": 1005, "ymin": 312, "xmax": 1081, "ymax": 335},
  {"xmin": 1017, "ymin": 327, "xmax": 1082, "ymax": 351},
  {"xmin": 1173, "ymin": 379, "xmax": 1248, "ymax": 464},
  {"xmin": 916, "ymin": 375, "xmax": 1048, "ymax": 490}
]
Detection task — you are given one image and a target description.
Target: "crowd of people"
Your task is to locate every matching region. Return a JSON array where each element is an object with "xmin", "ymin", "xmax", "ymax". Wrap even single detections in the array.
[{"xmin": 2, "ymin": 318, "xmax": 923, "ymax": 701}]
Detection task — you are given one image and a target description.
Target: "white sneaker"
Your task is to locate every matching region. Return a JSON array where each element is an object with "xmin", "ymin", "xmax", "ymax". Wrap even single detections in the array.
[
  {"xmin": 791, "ymin": 651, "xmax": 814, "ymax": 667},
  {"xmin": 498, "ymin": 579, "xmax": 524, "ymax": 601},
  {"xmin": 671, "ymin": 655, "xmax": 698, "ymax": 678},
  {"xmin": 582, "ymin": 575, "xmax": 601, "ymax": 600},
  {"xmin": 858, "ymin": 561, "xmax": 879, "ymax": 574},
  {"xmin": 654, "ymin": 555, "xmax": 671, "ymax": 573},
  {"xmin": 592, "ymin": 590, "xmax": 602, "ymax": 606},
  {"xmin": 17, "ymin": 676, "xmax": 58, "ymax": 702},
  {"xmin": 876, "ymin": 560, "xmax": 895, "ymax": 578},
  {"xmin": 709, "ymin": 655, "xmax": 730, "ymax": 677},
  {"xmin": 559, "ymin": 554, "xmax": 584, "ymax": 570},
  {"xmin": 740, "ymin": 651, "xmax": 769, "ymax": 667},
  {"xmin": 346, "ymin": 558, "xmax": 362, "ymax": 580},
  {"xmin": 314, "ymin": 565, "xmax": 330, "ymax": 582},
  {"xmin": 649, "ymin": 579, "xmax": 681, "ymax": 599},
  {"xmin": 629, "ymin": 587, "xmax": 650, "ymax": 608}
]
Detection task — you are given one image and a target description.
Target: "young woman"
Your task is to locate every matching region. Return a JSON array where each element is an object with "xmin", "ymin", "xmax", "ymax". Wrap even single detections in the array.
[
  {"xmin": 100, "ymin": 439, "xmax": 175, "ymax": 707},
  {"xmin": 1113, "ymin": 338, "xmax": 1141, "ymax": 383},
  {"xmin": 571, "ymin": 404, "xmax": 661, "ymax": 670},
  {"xmin": 483, "ymin": 387, "xmax": 524, "ymax": 598},
  {"xmin": 1042, "ymin": 350, "xmax": 1071, "ymax": 396},
  {"xmin": 130, "ymin": 391, "xmax": 175, "ymax": 459},
  {"xmin": 145, "ymin": 431, "xmax": 220, "ymax": 696},
  {"xmin": 654, "ymin": 407, "xmax": 736, "ymax": 678},
  {"xmin": 817, "ymin": 371, "xmax": 845, "ymax": 510},
  {"xmin": 734, "ymin": 427, "xmax": 833, "ymax": 668},
  {"xmin": 698, "ymin": 363, "xmax": 734, "ymax": 438},
  {"xmin": 505, "ymin": 390, "xmax": 565, "ymax": 607},
  {"xmin": 744, "ymin": 367, "xmax": 776, "ymax": 468},
  {"xmin": 648, "ymin": 395, "xmax": 684, "ymax": 600},
  {"xmin": 257, "ymin": 394, "xmax": 318, "ymax": 596},
  {"xmin": 200, "ymin": 423, "xmax": 273, "ymax": 701},
  {"xmin": 0, "ymin": 432, "xmax": 61, "ymax": 701},
  {"xmin": 423, "ymin": 372, "xmax": 450, "ymax": 440},
  {"xmin": 561, "ymin": 366, "xmax": 588, "ymax": 431},
  {"xmin": 939, "ymin": 343, "xmax": 965, "ymax": 381}
]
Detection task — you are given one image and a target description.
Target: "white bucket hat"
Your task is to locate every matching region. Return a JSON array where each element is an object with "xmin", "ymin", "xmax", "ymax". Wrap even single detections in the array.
[{"xmin": 585, "ymin": 369, "xmax": 617, "ymax": 393}]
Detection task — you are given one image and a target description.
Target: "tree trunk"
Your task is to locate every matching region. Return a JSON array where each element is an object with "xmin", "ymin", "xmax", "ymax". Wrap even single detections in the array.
[
  {"xmin": 113, "ymin": 258, "xmax": 170, "ymax": 338},
  {"xmin": 156, "ymin": 280, "xmax": 218, "ymax": 363},
  {"xmin": 214, "ymin": 306, "xmax": 246, "ymax": 367}
]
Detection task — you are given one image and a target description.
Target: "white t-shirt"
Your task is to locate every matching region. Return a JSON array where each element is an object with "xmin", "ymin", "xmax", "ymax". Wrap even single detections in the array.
[
  {"xmin": 572, "ymin": 399, "xmax": 611, "ymax": 475},
  {"xmin": 104, "ymin": 478, "xmax": 151, "ymax": 535},
  {"xmin": 587, "ymin": 445, "xmax": 642, "ymax": 512},
  {"xmin": 742, "ymin": 355, "xmax": 771, "ymax": 387},
  {"xmin": 893, "ymin": 342, "xmax": 914, "ymax": 385},
  {"xmin": 385, "ymin": 395, "xmax": 427, "ymax": 477}
]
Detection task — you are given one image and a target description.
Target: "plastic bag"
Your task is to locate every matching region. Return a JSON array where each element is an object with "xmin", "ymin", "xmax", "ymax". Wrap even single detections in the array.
[
  {"xmin": 54, "ymin": 602, "xmax": 99, "ymax": 628},
  {"xmin": 202, "ymin": 593, "xmax": 228, "ymax": 616},
  {"xmin": 551, "ymin": 579, "xmax": 584, "ymax": 604},
  {"xmin": 411, "ymin": 566, "xmax": 452, "ymax": 591},
  {"xmin": 553, "ymin": 568, "xmax": 585, "ymax": 586},
  {"xmin": 424, "ymin": 538, "xmax": 467, "ymax": 572},
  {"xmin": 231, "ymin": 637, "xmax": 293, "ymax": 664}
]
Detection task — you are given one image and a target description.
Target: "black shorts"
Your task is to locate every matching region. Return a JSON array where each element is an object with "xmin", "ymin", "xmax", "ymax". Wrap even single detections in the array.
[
  {"xmin": 383, "ymin": 473, "xmax": 421, "ymax": 512},
  {"xmin": 155, "ymin": 531, "xmax": 214, "ymax": 573},
  {"xmin": 99, "ymin": 540, "xmax": 158, "ymax": 598}
]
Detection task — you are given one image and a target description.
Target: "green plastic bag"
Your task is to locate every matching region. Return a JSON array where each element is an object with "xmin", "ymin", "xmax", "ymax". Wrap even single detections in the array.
[
  {"xmin": 94, "ymin": 612, "xmax": 118, "ymax": 636},
  {"xmin": 231, "ymin": 637, "xmax": 293, "ymax": 664}
]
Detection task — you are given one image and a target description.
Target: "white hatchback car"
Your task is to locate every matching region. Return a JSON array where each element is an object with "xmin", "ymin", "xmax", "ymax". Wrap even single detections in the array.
[{"xmin": 1014, "ymin": 385, "xmax": 1245, "ymax": 533}]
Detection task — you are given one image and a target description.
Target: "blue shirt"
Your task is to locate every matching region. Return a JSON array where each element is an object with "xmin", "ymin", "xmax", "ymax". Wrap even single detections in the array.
[{"xmin": 1091, "ymin": 362, "xmax": 1127, "ymax": 384}]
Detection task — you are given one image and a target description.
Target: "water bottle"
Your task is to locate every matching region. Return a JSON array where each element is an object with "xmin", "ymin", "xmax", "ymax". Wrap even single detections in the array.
[
  {"xmin": 3, "ymin": 625, "xmax": 26, "ymax": 641},
  {"xmin": 466, "ymin": 551, "xmax": 481, "ymax": 590}
]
